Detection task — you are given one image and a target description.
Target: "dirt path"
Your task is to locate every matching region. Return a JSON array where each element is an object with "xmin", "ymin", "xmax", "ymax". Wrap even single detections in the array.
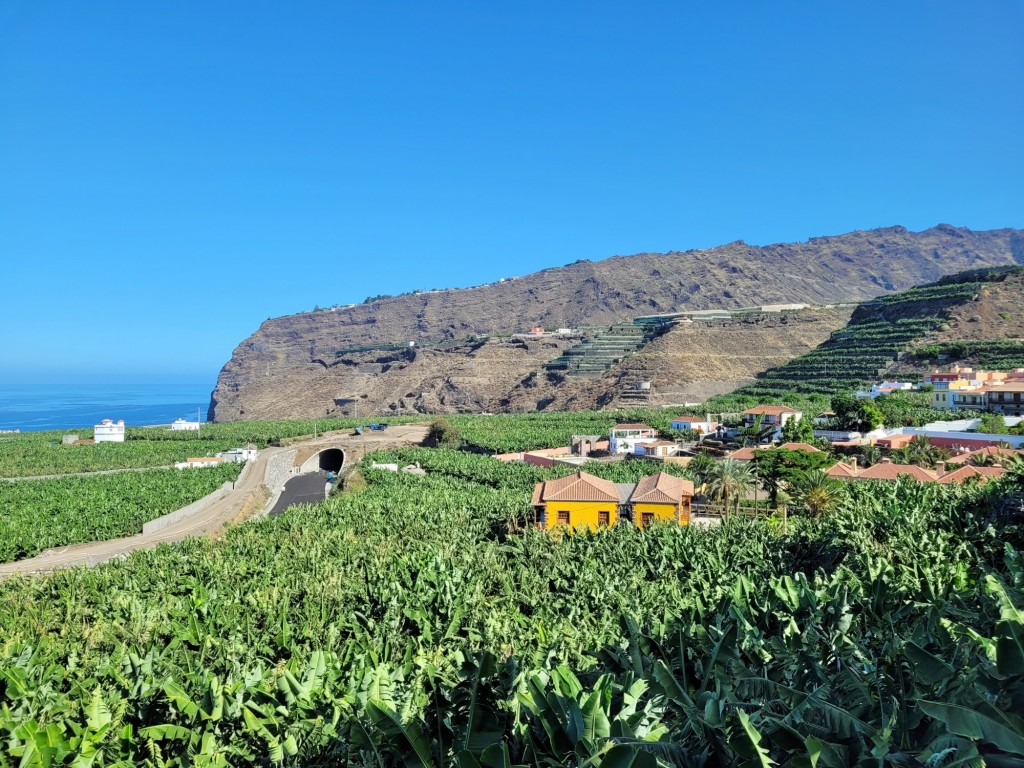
[
  {"xmin": 1, "ymin": 465, "xmax": 176, "ymax": 482},
  {"xmin": 0, "ymin": 424, "xmax": 429, "ymax": 578}
]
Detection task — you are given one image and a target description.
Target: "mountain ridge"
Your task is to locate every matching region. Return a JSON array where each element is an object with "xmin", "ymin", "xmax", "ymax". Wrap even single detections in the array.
[{"xmin": 210, "ymin": 224, "xmax": 1024, "ymax": 421}]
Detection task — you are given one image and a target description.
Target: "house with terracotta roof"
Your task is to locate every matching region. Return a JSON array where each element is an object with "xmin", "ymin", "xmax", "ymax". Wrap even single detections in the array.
[
  {"xmin": 728, "ymin": 442, "xmax": 822, "ymax": 462},
  {"xmin": 531, "ymin": 470, "xmax": 695, "ymax": 531},
  {"xmin": 945, "ymin": 446, "xmax": 1021, "ymax": 466},
  {"xmin": 531, "ymin": 471, "xmax": 622, "ymax": 530},
  {"xmin": 629, "ymin": 472, "xmax": 694, "ymax": 528},
  {"xmin": 742, "ymin": 406, "xmax": 802, "ymax": 440},
  {"xmin": 825, "ymin": 457, "xmax": 1005, "ymax": 485},
  {"xmin": 936, "ymin": 464, "xmax": 1005, "ymax": 485},
  {"xmin": 609, "ymin": 423, "xmax": 658, "ymax": 454}
]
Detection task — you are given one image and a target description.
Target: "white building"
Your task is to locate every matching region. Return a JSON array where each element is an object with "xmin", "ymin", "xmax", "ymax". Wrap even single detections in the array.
[
  {"xmin": 609, "ymin": 423, "xmax": 658, "ymax": 454},
  {"xmin": 94, "ymin": 419, "xmax": 126, "ymax": 443},
  {"xmin": 855, "ymin": 382, "xmax": 917, "ymax": 400},
  {"xmin": 670, "ymin": 418, "xmax": 719, "ymax": 435},
  {"xmin": 634, "ymin": 440, "xmax": 681, "ymax": 458},
  {"xmin": 175, "ymin": 456, "xmax": 226, "ymax": 469},
  {"xmin": 170, "ymin": 418, "xmax": 201, "ymax": 431},
  {"xmin": 219, "ymin": 447, "xmax": 258, "ymax": 463}
]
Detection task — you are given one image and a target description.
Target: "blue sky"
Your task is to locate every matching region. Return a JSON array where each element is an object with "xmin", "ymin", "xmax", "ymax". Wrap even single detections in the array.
[{"xmin": 1, "ymin": 2, "xmax": 1022, "ymax": 382}]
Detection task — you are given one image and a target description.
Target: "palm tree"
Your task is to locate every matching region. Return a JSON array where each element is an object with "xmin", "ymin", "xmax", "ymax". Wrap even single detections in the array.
[
  {"xmin": 907, "ymin": 436, "xmax": 939, "ymax": 467},
  {"xmin": 706, "ymin": 459, "xmax": 755, "ymax": 515},
  {"xmin": 859, "ymin": 445, "xmax": 882, "ymax": 467},
  {"xmin": 793, "ymin": 470, "xmax": 844, "ymax": 517},
  {"xmin": 892, "ymin": 446, "xmax": 915, "ymax": 465}
]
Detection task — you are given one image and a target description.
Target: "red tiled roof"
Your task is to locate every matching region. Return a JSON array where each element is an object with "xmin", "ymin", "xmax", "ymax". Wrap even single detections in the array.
[
  {"xmin": 532, "ymin": 471, "xmax": 620, "ymax": 503},
  {"xmin": 825, "ymin": 461, "xmax": 858, "ymax": 477},
  {"xmin": 855, "ymin": 463, "xmax": 937, "ymax": 482},
  {"xmin": 728, "ymin": 447, "xmax": 758, "ymax": 461},
  {"xmin": 743, "ymin": 405, "xmax": 796, "ymax": 416},
  {"xmin": 777, "ymin": 442, "xmax": 823, "ymax": 453},
  {"xmin": 938, "ymin": 465, "xmax": 1005, "ymax": 485},
  {"xmin": 729, "ymin": 442, "xmax": 821, "ymax": 462},
  {"xmin": 945, "ymin": 446, "xmax": 1020, "ymax": 465},
  {"xmin": 630, "ymin": 472, "xmax": 694, "ymax": 504}
]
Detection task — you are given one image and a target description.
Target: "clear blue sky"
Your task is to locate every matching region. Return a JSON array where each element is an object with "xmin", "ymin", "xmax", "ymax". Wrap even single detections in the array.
[{"xmin": 1, "ymin": 2, "xmax": 1022, "ymax": 382}]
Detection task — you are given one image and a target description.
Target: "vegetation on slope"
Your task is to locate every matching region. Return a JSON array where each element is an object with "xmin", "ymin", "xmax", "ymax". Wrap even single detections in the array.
[
  {"xmin": 734, "ymin": 278, "xmax": 989, "ymax": 400},
  {"xmin": 1, "ymin": 447, "xmax": 1023, "ymax": 765},
  {"xmin": 0, "ymin": 463, "xmax": 241, "ymax": 562}
]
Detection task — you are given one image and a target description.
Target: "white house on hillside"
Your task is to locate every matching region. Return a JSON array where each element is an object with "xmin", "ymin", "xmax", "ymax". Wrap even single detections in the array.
[{"xmin": 171, "ymin": 418, "xmax": 201, "ymax": 431}]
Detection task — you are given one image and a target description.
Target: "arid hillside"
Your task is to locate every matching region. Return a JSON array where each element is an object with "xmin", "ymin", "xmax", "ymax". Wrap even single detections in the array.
[{"xmin": 211, "ymin": 225, "xmax": 1024, "ymax": 421}]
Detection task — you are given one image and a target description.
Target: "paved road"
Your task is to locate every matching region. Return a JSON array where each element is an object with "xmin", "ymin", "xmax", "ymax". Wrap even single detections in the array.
[
  {"xmin": 269, "ymin": 473, "xmax": 332, "ymax": 516},
  {"xmin": 0, "ymin": 423, "xmax": 429, "ymax": 578}
]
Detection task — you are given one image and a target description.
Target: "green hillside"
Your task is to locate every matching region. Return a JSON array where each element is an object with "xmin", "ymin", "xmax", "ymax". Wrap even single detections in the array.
[{"xmin": 733, "ymin": 268, "xmax": 1024, "ymax": 400}]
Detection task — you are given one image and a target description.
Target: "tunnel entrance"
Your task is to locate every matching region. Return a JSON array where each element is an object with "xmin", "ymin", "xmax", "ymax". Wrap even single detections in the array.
[{"xmin": 318, "ymin": 448, "xmax": 344, "ymax": 473}]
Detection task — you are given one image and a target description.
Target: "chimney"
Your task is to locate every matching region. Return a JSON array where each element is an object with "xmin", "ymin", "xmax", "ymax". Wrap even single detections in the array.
[
  {"xmin": 936, "ymin": 461, "xmax": 946, "ymax": 477},
  {"xmin": 848, "ymin": 457, "xmax": 858, "ymax": 470},
  {"xmin": 880, "ymin": 458, "xmax": 893, "ymax": 464}
]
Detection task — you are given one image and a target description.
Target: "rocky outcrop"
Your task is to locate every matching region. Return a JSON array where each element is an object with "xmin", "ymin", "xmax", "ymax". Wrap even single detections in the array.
[{"xmin": 211, "ymin": 225, "xmax": 1023, "ymax": 421}]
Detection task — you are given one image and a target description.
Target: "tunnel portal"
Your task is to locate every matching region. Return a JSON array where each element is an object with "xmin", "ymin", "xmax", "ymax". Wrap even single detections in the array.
[{"xmin": 317, "ymin": 448, "xmax": 345, "ymax": 473}]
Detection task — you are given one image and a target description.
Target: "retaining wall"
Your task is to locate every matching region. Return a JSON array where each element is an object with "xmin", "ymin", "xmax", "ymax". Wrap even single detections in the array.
[
  {"xmin": 265, "ymin": 449, "xmax": 298, "ymax": 491},
  {"xmin": 142, "ymin": 482, "xmax": 232, "ymax": 534}
]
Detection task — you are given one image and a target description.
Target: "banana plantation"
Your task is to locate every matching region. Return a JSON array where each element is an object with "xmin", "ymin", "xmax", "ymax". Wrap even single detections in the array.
[{"xmin": 1, "ymin": 447, "xmax": 1023, "ymax": 766}]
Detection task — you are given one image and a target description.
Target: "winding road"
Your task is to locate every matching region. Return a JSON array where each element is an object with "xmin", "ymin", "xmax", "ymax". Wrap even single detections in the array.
[{"xmin": 0, "ymin": 424, "xmax": 428, "ymax": 578}]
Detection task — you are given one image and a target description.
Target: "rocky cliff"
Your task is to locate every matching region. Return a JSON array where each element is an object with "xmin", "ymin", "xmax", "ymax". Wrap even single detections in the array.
[{"xmin": 210, "ymin": 225, "xmax": 1024, "ymax": 421}]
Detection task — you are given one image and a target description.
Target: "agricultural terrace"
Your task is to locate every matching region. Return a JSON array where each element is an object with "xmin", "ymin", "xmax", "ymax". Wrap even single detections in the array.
[
  {"xmin": 731, "ymin": 278, "xmax": 986, "ymax": 402},
  {"xmin": 1, "ymin": 445, "xmax": 1023, "ymax": 765},
  {"xmin": 909, "ymin": 339, "xmax": 1024, "ymax": 370},
  {"xmin": 0, "ymin": 463, "xmax": 241, "ymax": 563}
]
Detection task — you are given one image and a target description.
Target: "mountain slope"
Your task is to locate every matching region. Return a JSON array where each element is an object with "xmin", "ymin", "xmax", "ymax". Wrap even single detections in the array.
[
  {"xmin": 735, "ymin": 267, "xmax": 1024, "ymax": 400},
  {"xmin": 210, "ymin": 225, "xmax": 1024, "ymax": 421}
]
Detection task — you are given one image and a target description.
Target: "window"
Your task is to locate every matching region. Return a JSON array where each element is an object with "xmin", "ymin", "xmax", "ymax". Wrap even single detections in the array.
[
  {"xmin": 598, "ymin": 510, "xmax": 609, "ymax": 526},
  {"xmin": 557, "ymin": 510, "xmax": 570, "ymax": 526},
  {"xmin": 642, "ymin": 512, "xmax": 654, "ymax": 527}
]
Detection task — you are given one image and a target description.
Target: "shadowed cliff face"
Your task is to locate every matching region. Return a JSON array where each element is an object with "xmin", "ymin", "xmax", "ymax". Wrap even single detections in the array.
[{"xmin": 210, "ymin": 225, "xmax": 1023, "ymax": 421}]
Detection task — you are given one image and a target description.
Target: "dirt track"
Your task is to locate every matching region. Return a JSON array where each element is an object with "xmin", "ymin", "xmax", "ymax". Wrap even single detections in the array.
[{"xmin": 0, "ymin": 424, "xmax": 428, "ymax": 578}]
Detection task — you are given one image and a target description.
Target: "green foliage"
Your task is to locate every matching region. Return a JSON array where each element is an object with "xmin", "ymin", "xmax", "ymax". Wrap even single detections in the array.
[
  {"xmin": 1, "ymin": 445, "xmax": 1024, "ymax": 765},
  {"xmin": 781, "ymin": 415, "xmax": 815, "ymax": 443},
  {"xmin": 979, "ymin": 412, "xmax": 1009, "ymax": 435},
  {"xmin": 0, "ymin": 463, "xmax": 241, "ymax": 562},
  {"xmin": 428, "ymin": 418, "xmax": 464, "ymax": 449},
  {"xmin": 725, "ymin": 277, "xmax": 1000, "ymax": 400},
  {"xmin": 752, "ymin": 448, "xmax": 832, "ymax": 505},
  {"xmin": 831, "ymin": 395, "xmax": 885, "ymax": 431}
]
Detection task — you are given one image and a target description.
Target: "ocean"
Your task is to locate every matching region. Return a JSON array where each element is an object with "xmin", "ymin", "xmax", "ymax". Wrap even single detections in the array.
[{"xmin": 0, "ymin": 377, "xmax": 215, "ymax": 433}]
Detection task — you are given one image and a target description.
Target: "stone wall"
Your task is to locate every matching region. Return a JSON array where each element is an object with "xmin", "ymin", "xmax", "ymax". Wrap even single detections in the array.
[{"xmin": 264, "ymin": 448, "xmax": 297, "ymax": 491}]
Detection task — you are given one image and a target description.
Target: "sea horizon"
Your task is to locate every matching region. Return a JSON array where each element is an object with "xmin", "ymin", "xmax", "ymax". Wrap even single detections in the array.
[{"xmin": 0, "ymin": 375, "xmax": 216, "ymax": 433}]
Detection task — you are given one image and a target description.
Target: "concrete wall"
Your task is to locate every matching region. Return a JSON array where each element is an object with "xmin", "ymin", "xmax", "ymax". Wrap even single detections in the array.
[{"xmin": 142, "ymin": 482, "xmax": 232, "ymax": 534}]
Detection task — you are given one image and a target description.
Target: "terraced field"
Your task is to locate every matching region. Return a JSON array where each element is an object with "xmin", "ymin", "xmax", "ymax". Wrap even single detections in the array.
[{"xmin": 734, "ymin": 280, "xmax": 985, "ymax": 399}]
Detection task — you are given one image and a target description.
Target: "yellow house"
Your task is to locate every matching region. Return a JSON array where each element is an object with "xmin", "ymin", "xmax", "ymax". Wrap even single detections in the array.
[
  {"xmin": 629, "ymin": 472, "xmax": 694, "ymax": 528},
  {"xmin": 531, "ymin": 471, "xmax": 622, "ymax": 531}
]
